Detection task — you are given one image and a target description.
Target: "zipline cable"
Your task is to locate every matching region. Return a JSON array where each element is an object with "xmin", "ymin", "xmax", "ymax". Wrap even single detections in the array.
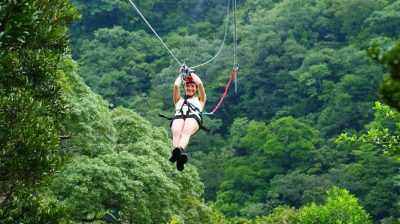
[
  {"xmin": 233, "ymin": 0, "xmax": 237, "ymax": 66},
  {"xmin": 233, "ymin": 0, "xmax": 238, "ymax": 93},
  {"xmin": 127, "ymin": 0, "xmax": 232, "ymax": 70},
  {"xmin": 191, "ymin": 0, "xmax": 230, "ymax": 69},
  {"xmin": 127, "ymin": 0, "xmax": 183, "ymax": 67},
  {"xmin": 200, "ymin": 0, "xmax": 240, "ymax": 115},
  {"xmin": 127, "ymin": 0, "xmax": 240, "ymax": 116}
]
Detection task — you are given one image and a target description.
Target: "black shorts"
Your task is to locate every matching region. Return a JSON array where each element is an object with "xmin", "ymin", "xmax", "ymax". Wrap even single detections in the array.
[{"xmin": 170, "ymin": 114, "xmax": 202, "ymax": 128}]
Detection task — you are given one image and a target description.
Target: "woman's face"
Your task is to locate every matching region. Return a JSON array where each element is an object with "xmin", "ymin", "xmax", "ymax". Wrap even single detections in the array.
[{"xmin": 184, "ymin": 82, "xmax": 197, "ymax": 97}]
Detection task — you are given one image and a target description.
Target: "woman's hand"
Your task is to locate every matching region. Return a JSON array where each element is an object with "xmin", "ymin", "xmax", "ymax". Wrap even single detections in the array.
[
  {"xmin": 190, "ymin": 73, "xmax": 206, "ymax": 106},
  {"xmin": 190, "ymin": 73, "xmax": 203, "ymax": 86},
  {"xmin": 174, "ymin": 75, "xmax": 183, "ymax": 86}
]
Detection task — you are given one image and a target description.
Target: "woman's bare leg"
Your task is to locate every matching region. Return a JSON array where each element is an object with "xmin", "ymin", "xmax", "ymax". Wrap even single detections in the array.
[
  {"xmin": 171, "ymin": 119, "xmax": 185, "ymax": 148},
  {"xmin": 178, "ymin": 118, "xmax": 200, "ymax": 150}
]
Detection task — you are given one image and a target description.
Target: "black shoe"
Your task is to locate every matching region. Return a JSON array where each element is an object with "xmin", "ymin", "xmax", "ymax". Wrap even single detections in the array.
[
  {"xmin": 169, "ymin": 147, "xmax": 182, "ymax": 163},
  {"xmin": 176, "ymin": 153, "xmax": 188, "ymax": 171}
]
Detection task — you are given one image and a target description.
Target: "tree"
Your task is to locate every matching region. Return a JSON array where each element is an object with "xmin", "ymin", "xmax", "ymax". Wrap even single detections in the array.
[
  {"xmin": 299, "ymin": 187, "xmax": 373, "ymax": 224},
  {"xmin": 337, "ymin": 101, "xmax": 400, "ymax": 222},
  {"xmin": 331, "ymin": 0, "xmax": 385, "ymax": 37},
  {"xmin": 329, "ymin": 143, "xmax": 399, "ymax": 222},
  {"xmin": 52, "ymin": 67, "xmax": 218, "ymax": 222},
  {"xmin": 316, "ymin": 45, "xmax": 383, "ymax": 137},
  {"xmin": 255, "ymin": 206, "xmax": 299, "ymax": 224},
  {"xmin": 266, "ymin": 171, "xmax": 332, "ymax": 208},
  {"xmin": 337, "ymin": 40, "xmax": 400, "ymax": 149},
  {"xmin": 364, "ymin": 1, "xmax": 400, "ymax": 37},
  {"xmin": 256, "ymin": 187, "xmax": 373, "ymax": 224},
  {"xmin": 77, "ymin": 27, "xmax": 167, "ymax": 106},
  {"xmin": 51, "ymin": 153, "xmax": 182, "ymax": 223},
  {"xmin": 216, "ymin": 117, "xmax": 320, "ymax": 217},
  {"xmin": 368, "ymin": 41, "xmax": 400, "ymax": 111},
  {"xmin": 286, "ymin": 48, "xmax": 338, "ymax": 116},
  {"xmin": 62, "ymin": 0, "xmax": 400, "ymax": 222},
  {"xmin": 260, "ymin": 117, "xmax": 319, "ymax": 172},
  {"xmin": 0, "ymin": 0, "xmax": 79, "ymax": 222},
  {"xmin": 338, "ymin": 101, "xmax": 400, "ymax": 156}
]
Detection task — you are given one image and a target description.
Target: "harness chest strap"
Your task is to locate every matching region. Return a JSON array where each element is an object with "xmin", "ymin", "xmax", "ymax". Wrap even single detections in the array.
[{"xmin": 181, "ymin": 96, "xmax": 202, "ymax": 115}]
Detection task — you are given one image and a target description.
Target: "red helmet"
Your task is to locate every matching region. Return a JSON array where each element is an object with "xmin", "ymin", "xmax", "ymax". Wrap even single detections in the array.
[
  {"xmin": 185, "ymin": 75, "xmax": 194, "ymax": 83},
  {"xmin": 182, "ymin": 75, "xmax": 195, "ymax": 85}
]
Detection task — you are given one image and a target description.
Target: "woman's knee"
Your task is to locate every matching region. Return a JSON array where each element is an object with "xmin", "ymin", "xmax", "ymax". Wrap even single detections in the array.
[
  {"xmin": 171, "ymin": 120, "xmax": 184, "ymax": 136},
  {"xmin": 172, "ymin": 128, "xmax": 183, "ymax": 138},
  {"xmin": 183, "ymin": 119, "xmax": 200, "ymax": 135},
  {"xmin": 182, "ymin": 125, "xmax": 198, "ymax": 136},
  {"xmin": 181, "ymin": 127, "xmax": 192, "ymax": 136}
]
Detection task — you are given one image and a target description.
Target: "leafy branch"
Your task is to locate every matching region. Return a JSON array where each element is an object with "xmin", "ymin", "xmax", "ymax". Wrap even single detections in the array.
[{"xmin": 337, "ymin": 102, "xmax": 400, "ymax": 156}]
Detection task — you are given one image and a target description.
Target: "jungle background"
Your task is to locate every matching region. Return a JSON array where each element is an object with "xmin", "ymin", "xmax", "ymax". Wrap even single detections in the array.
[{"xmin": 1, "ymin": 0, "xmax": 400, "ymax": 223}]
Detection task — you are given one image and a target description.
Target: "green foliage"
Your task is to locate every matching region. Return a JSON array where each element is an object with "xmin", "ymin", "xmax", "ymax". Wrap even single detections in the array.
[
  {"xmin": 77, "ymin": 26, "xmax": 168, "ymax": 106},
  {"xmin": 331, "ymin": 0, "xmax": 385, "ymax": 37},
  {"xmin": 229, "ymin": 217, "xmax": 254, "ymax": 224},
  {"xmin": 0, "ymin": 0, "xmax": 78, "ymax": 222},
  {"xmin": 255, "ymin": 206, "xmax": 299, "ymax": 224},
  {"xmin": 368, "ymin": 41, "xmax": 400, "ymax": 110},
  {"xmin": 287, "ymin": 48, "xmax": 338, "ymax": 116},
  {"xmin": 317, "ymin": 74, "xmax": 379, "ymax": 136},
  {"xmin": 111, "ymin": 106, "xmax": 153, "ymax": 144},
  {"xmin": 228, "ymin": 117, "xmax": 251, "ymax": 155},
  {"xmin": 57, "ymin": 60, "xmax": 117, "ymax": 157},
  {"xmin": 191, "ymin": 149, "xmax": 228, "ymax": 201},
  {"xmin": 52, "ymin": 154, "xmax": 182, "ymax": 223},
  {"xmin": 171, "ymin": 200, "xmax": 229, "ymax": 224},
  {"xmin": 216, "ymin": 117, "xmax": 320, "ymax": 218},
  {"xmin": 329, "ymin": 143, "xmax": 400, "ymax": 221},
  {"xmin": 0, "ymin": 0, "xmax": 79, "ymax": 50},
  {"xmin": 0, "ymin": 190, "xmax": 71, "ymax": 224},
  {"xmin": 70, "ymin": 0, "xmax": 129, "ymax": 34},
  {"xmin": 331, "ymin": 43, "xmax": 400, "ymax": 224},
  {"xmin": 338, "ymin": 101, "xmax": 400, "ymax": 156},
  {"xmin": 299, "ymin": 187, "xmax": 373, "ymax": 224},
  {"xmin": 251, "ymin": 188, "xmax": 373, "ymax": 224},
  {"xmin": 0, "ymin": 90, "xmax": 67, "ymax": 223},
  {"xmin": 262, "ymin": 117, "xmax": 318, "ymax": 170},
  {"xmin": 0, "ymin": 89, "xmax": 60, "ymax": 184},
  {"xmin": 49, "ymin": 58, "xmax": 219, "ymax": 223},
  {"xmin": 69, "ymin": 0, "xmax": 229, "ymax": 58},
  {"xmin": 365, "ymin": 1, "xmax": 400, "ymax": 37},
  {"xmin": 267, "ymin": 171, "xmax": 332, "ymax": 208},
  {"xmin": 51, "ymin": 0, "xmax": 400, "ymax": 222}
]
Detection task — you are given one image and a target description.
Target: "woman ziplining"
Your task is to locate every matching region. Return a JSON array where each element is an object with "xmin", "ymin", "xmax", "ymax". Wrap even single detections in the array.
[
  {"xmin": 159, "ymin": 63, "xmax": 238, "ymax": 171},
  {"xmin": 169, "ymin": 71, "xmax": 206, "ymax": 171},
  {"xmin": 127, "ymin": 0, "xmax": 238, "ymax": 171}
]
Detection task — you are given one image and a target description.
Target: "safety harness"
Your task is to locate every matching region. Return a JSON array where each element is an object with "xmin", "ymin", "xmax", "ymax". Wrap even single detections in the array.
[{"xmin": 159, "ymin": 94, "xmax": 210, "ymax": 133}]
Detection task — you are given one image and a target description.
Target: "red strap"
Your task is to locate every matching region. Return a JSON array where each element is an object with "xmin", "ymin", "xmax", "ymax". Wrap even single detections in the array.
[{"xmin": 211, "ymin": 68, "xmax": 236, "ymax": 114}]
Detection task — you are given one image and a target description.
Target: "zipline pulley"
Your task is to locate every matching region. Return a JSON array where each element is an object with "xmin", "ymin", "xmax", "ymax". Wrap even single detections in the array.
[
  {"xmin": 233, "ymin": 63, "xmax": 239, "ymax": 71},
  {"xmin": 179, "ymin": 63, "xmax": 194, "ymax": 82}
]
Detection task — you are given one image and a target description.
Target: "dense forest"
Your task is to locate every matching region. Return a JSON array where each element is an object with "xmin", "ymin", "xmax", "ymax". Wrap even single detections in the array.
[{"xmin": 1, "ymin": 0, "xmax": 400, "ymax": 223}]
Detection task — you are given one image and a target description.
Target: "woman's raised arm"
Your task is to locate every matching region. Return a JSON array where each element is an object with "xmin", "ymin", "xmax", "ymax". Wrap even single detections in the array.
[
  {"xmin": 173, "ymin": 75, "xmax": 182, "ymax": 104},
  {"xmin": 191, "ymin": 73, "xmax": 207, "ymax": 107}
]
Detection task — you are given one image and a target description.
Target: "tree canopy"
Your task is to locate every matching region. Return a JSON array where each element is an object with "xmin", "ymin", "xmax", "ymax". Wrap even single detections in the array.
[{"xmin": 2, "ymin": 0, "xmax": 400, "ymax": 223}]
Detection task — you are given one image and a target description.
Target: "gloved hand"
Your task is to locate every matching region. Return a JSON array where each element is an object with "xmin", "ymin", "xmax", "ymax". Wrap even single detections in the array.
[{"xmin": 179, "ymin": 64, "xmax": 194, "ymax": 81}]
